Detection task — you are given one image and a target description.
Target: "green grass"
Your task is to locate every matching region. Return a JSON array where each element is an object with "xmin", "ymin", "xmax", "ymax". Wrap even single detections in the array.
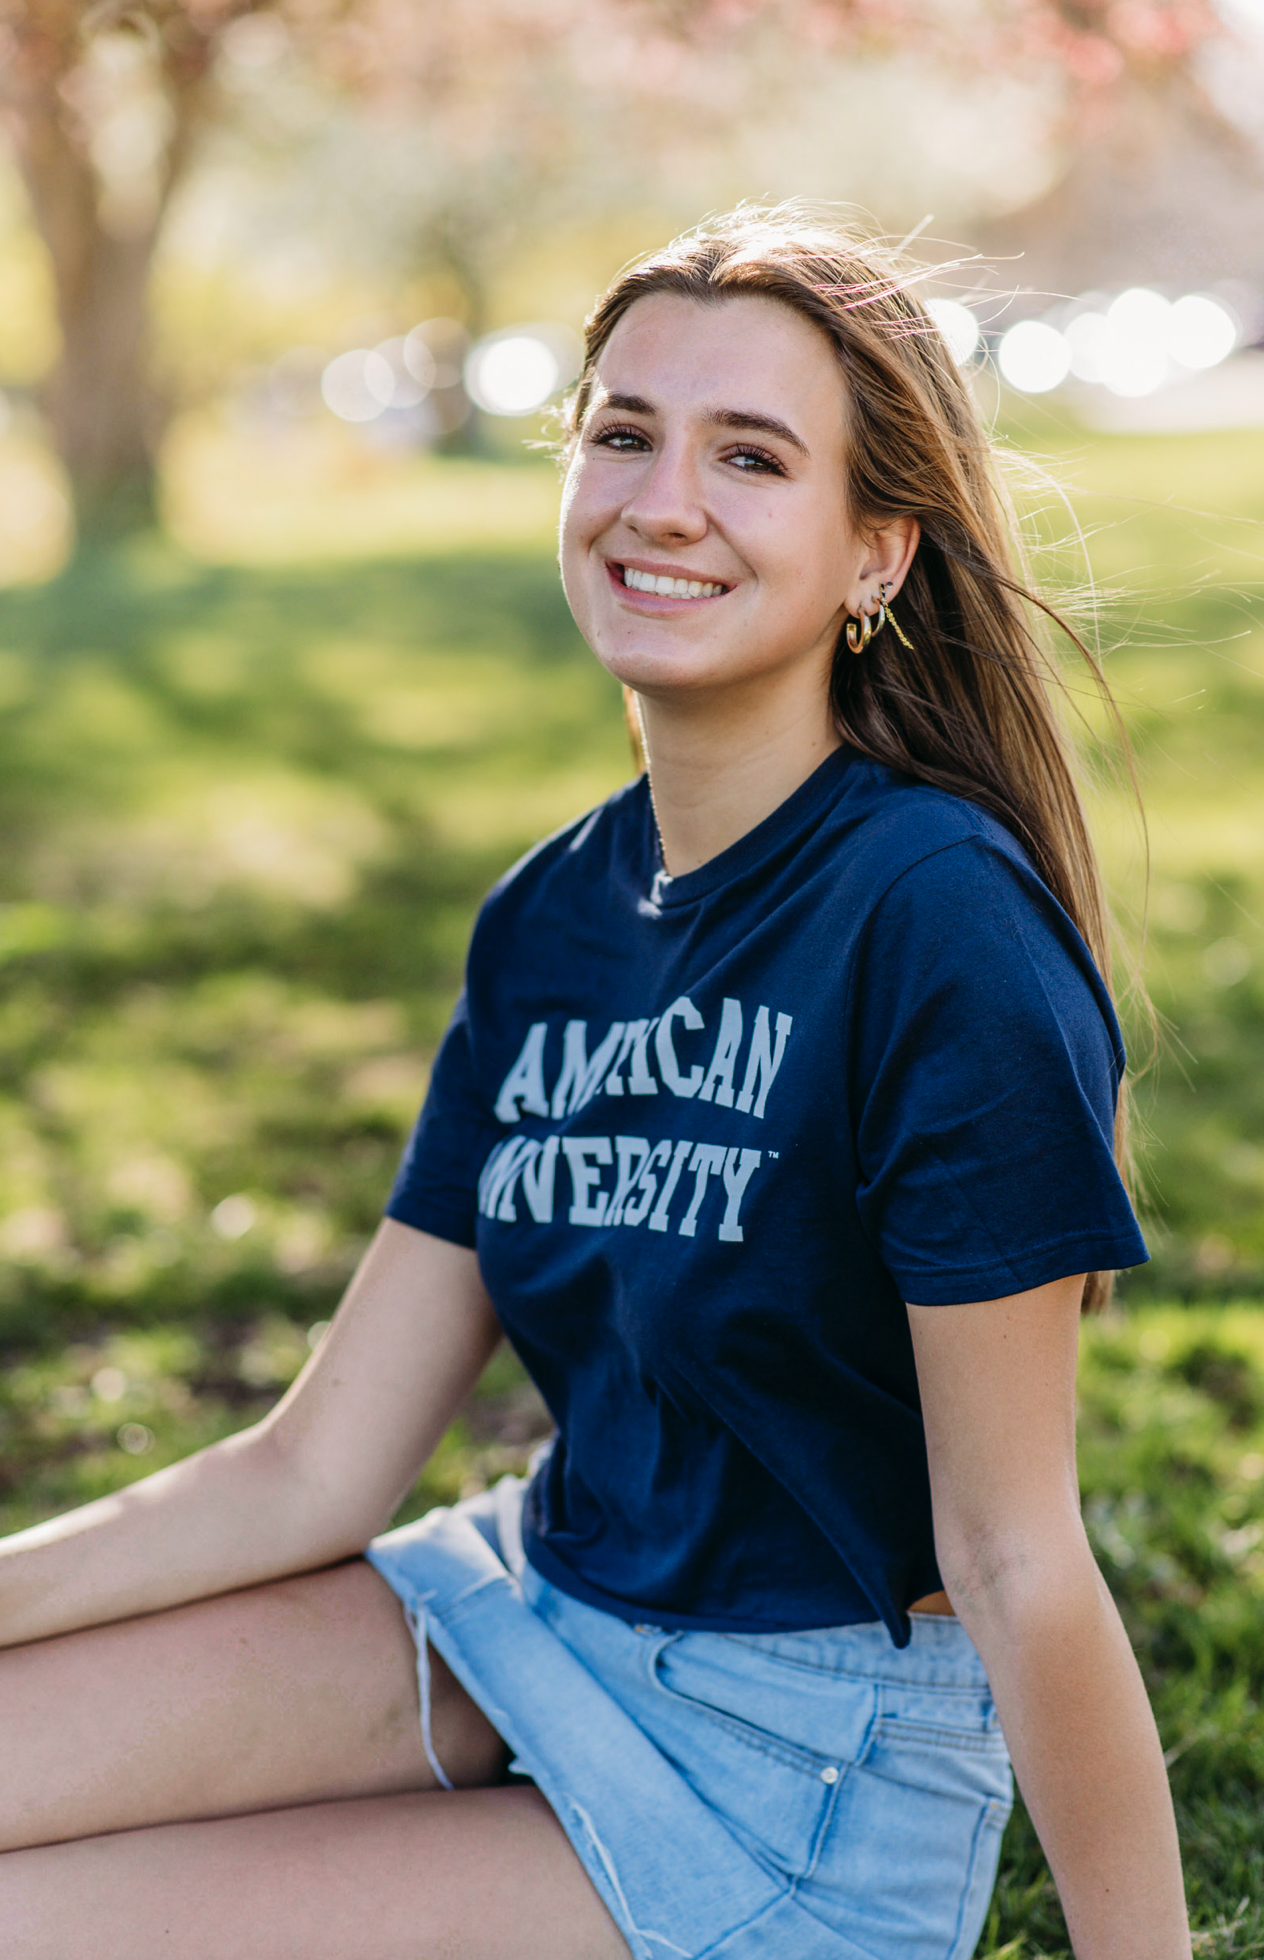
[
  {"xmin": 0, "ymin": 516, "xmax": 628, "ymax": 1361},
  {"xmin": 0, "ymin": 416, "xmax": 1262, "ymax": 1945},
  {"xmin": 983, "ymin": 1308, "xmax": 1264, "ymax": 1956},
  {"xmin": 996, "ymin": 410, "xmax": 1264, "ymax": 1299}
]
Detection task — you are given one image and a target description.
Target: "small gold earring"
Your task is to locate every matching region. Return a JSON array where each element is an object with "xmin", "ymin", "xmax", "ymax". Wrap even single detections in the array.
[
  {"xmin": 845, "ymin": 605, "xmax": 874, "ymax": 655},
  {"xmin": 878, "ymin": 580, "xmax": 916, "ymax": 652}
]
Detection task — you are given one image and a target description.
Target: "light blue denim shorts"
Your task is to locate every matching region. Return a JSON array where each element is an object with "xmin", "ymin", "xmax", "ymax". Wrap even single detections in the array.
[{"xmin": 367, "ymin": 1476, "xmax": 1012, "ymax": 1960}]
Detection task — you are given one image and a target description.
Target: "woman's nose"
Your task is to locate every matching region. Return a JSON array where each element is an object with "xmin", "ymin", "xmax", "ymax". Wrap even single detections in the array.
[{"xmin": 621, "ymin": 441, "xmax": 707, "ymax": 544}]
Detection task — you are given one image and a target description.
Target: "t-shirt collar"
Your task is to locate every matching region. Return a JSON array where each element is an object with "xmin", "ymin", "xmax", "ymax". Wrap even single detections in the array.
[{"xmin": 647, "ymin": 744, "xmax": 857, "ymax": 910}]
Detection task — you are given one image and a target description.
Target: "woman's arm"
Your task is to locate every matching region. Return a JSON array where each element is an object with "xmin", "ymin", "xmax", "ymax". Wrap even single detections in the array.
[
  {"xmin": 0, "ymin": 1220, "xmax": 501, "ymax": 1648},
  {"xmin": 907, "ymin": 1275, "xmax": 1190, "ymax": 1960}
]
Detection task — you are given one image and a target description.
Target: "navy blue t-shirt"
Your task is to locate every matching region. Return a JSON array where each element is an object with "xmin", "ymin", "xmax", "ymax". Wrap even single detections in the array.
[{"xmin": 387, "ymin": 748, "xmax": 1147, "ymax": 1646}]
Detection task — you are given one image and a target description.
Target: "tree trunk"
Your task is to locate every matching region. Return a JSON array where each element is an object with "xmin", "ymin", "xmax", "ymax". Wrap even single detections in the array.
[
  {"xmin": 2, "ymin": 7, "xmax": 211, "ymax": 545},
  {"xmin": 30, "ymin": 195, "xmax": 161, "ymax": 539},
  {"xmin": 49, "ymin": 229, "xmax": 159, "ymax": 542}
]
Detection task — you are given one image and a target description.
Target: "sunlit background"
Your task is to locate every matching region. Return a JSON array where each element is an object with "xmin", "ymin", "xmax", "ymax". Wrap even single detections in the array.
[{"xmin": 3, "ymin": 4, "xmax": 1264, "ymax": 1949}]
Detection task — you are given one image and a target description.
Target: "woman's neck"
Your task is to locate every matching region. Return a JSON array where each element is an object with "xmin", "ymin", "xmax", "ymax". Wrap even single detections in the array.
[{"xmin": 639, "ymin": 683, "xmax": 842, "ymax": 878}]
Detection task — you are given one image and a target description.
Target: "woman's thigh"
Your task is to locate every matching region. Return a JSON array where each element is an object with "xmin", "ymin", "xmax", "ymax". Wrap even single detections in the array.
[
  {"xmin": 0, "ymin": 1557, "xmax": 508, "ymax": 1853},
  {"xmin": 0, "ymin": 1786, "xmax": 630, "ymax": 1960}
]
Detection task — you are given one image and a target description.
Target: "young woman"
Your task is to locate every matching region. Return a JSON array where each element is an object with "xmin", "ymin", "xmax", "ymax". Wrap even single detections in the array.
[{"xmin": 0, "ymin": 209, "xmax": 1189, "ymax": 1960}]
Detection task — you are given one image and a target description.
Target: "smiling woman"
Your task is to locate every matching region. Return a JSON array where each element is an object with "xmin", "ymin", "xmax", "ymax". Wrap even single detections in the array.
[
  {"xmin": 0, "ymin": 208, "xmax": 1188, "ymax": 1960},
  {"xmin": 560, "ymin": 291, "xmax": 884, "ymax": 880}
]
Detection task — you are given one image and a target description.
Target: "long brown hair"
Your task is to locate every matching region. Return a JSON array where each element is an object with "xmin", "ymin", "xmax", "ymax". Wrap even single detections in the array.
[{"xmin": 567, "ymin": 205, "xmax": 1141, "ymax": 1310}]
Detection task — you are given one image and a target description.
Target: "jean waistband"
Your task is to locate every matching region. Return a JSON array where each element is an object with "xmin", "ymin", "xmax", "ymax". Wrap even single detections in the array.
[
  {"xmin": 689, "ymin": 1613, "xmax": 989, "ymax": 1690},
  {"xmin": 521, "ymin": 1567, "xmax": 992, "ymax": 1695}
]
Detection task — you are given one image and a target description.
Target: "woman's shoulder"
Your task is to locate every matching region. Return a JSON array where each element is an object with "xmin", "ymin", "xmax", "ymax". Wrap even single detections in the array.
[
  {"xmin": 840, "ymin": 762, "xmax": 1111, "ymax": 1019},
  {"xmin": 837, "ymin": 755, "xmax": 1040, "ymax": 900}
]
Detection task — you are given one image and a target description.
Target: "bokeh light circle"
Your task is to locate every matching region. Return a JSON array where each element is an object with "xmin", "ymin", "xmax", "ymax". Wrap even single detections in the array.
[
  {"xmin": 401, "ymin": 330, "xmax": 438, "ymax": 391},
  {"xmin": 372, "ymin": 337, "xmax": 427, "ymax": 408},
  {"xmin": 1065, "ymin": 312, "xmax": 1110, "ymax": 383},
  {"xmin": 464, "ymin": 334, "xmax": 561, "ymax": 416},
  {"xmin": 926, "ymin": 299, "xmax": 981, "ymax": 366},
  {"xmin": 1087, "ymin": 288, "xmax": 1172, "ymax": 397},
  {"xmin": 997, "ymin": 320, "xmax": 1072, "ymax": 394},
  {"xmin": 1098, "ymin": 337, "xmax": 1169, "ymax": 398},
  {"xmin": 321, "ymin": 349, "xmax": 395, "ymax": 422},
  {"xmin": 1166, "ymin": 295, "xmax": 1237, "ymax": 370},
  {"xmin": 1106, "ymin": 287, "xmax": 1171, "ymax": 340}
]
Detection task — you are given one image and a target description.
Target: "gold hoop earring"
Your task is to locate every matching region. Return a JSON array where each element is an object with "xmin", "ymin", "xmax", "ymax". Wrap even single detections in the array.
[{"xmin": 845, "ymin": 607, "xmax": 874, "ymax": 655}]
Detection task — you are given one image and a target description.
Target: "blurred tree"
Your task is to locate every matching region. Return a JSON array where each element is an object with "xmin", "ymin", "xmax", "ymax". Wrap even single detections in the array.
[
  {"xmin": 676, "ymin": 1, "xmax": 1258, "ymax": 301},
  {"xmin": 661, "ymin": 0, "xmax": 1222, "ymax": 88},
  {"xmin": 185, "ymin": 0, "xmax": 1245, "ymax": 367},
  {"xmin": 301, "ymin": 0, "xmax": 606, "ymax": 342},
  {"xmin": 970, "ymin": 0, "xmax": 1264, "ymax": 300},
  {"xmin": 0, "ymin": 1, "xmax": 262, "ymax": 538},
  {"xmin": 0, "ymin": 0, "xmax": 661, "ymax": 533},
  {"xmin": 0, "ymin": 0, "xmax": 1239, "ymax": 543}
]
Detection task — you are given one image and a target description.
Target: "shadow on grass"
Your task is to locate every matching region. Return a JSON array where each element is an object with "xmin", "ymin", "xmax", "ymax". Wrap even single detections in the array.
[{"xmin": 0, "ymin": 538, "xmax": 626, "ymax": 1352}]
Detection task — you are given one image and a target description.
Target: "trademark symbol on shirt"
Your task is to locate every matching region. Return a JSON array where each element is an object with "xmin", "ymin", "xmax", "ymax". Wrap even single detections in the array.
[{"xmin": 768, "ymin": 1151, "xmax": 780, "ymax": 1159}]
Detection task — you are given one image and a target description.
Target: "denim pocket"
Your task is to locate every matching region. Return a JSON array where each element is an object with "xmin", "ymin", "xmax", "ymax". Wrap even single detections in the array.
[
  {"xmin": 859, "ymin": 1686, "xmax": 1011, "ymax": 1800},
  {"xmin": 801, "ymin": 1690, "xmax": 1013, "ymax": 1960},
  {"xmin": 642, "ymin": 1630, "xmax": 869, "ymax": 1882}
]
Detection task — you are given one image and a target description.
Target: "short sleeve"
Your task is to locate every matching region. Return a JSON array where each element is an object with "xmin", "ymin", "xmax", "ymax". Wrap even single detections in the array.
[
  {"xmin": 385, "ymin": 993, "xmax": 495, "ymax": 1248},
  {"xmin": 848, "ymin": 837, "xmax": 1148, "ymax": 1304}
]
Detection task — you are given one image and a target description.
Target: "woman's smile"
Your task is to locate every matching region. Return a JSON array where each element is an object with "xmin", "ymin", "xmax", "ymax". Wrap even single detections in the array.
[{"xmin": 606, "ymin": 558, "xmax": 733, "ymax": 606}]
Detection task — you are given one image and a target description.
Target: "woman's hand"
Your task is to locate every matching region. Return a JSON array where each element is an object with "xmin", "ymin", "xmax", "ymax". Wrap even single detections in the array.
[
  {"xmin": 0, "ymin": 1221, "xmax": 500, "ymax": 1648},
  {"xmin": 907, "ymin": 1276, "xmax": 1191, "ymax": 1960}
]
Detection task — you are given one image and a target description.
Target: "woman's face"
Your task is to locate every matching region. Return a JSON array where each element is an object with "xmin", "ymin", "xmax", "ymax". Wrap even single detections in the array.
[{"xmin": 560, "ymin": 291, "xmax": 878, "ymax": 707}]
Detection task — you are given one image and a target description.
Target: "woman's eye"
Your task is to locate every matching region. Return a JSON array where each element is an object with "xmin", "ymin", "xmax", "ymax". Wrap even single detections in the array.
[
  {"xmin": 591, "ymin": 424, "xmax": 650, "ymax": 452},
  {"xmin": 727, "ymin": 445, "xmax": 784, "ymax": 475}
]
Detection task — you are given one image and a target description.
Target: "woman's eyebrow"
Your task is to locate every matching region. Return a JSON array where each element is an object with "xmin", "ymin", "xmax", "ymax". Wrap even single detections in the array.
[
  {"xmin": 600, "ymin": 391, "xmax": 655, "ymax": 416},
  {"xmin": 597, "ymin": 392, "xmax": 809, "ymax": 458},
  {"xmin": 706, "ymin": 406, "xmax": 809, "ymax": 457}
]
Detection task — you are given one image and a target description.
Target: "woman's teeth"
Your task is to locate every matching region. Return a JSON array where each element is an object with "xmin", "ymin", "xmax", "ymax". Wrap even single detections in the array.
[{"xmin": 622, "ymin": 567, "xmax": 725, "ymax": 599}]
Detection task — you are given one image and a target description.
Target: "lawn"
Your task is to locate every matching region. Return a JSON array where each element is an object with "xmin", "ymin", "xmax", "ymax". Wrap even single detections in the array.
[{"xmin": 0, "ymin": 406, "xmax": 1262, "ymax": 1952}]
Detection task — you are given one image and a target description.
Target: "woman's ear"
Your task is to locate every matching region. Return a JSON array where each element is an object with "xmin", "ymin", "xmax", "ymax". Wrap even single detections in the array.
[{"xmin": 863, "ymin": 516, "xmax": 920, "ymax": 600}]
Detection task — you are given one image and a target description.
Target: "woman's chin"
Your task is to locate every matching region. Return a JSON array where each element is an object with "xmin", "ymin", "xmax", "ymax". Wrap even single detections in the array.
[
  {"xmin": 598, "ymin": 651, "xmax": 744, "ymax": 700},
  {"xmin": 590, "ymin": 624, "xmax": 760, "ymax": 694}
]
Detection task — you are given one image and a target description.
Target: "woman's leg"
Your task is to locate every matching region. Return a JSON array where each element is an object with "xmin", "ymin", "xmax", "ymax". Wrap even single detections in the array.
[
  {"xmin": 0, "ymin": 1557, "xmax": 507, "ymax": 1853},
  {"xmin": 0, "ymin": 1786, "xmax": 630, "ymax": 1960}
]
